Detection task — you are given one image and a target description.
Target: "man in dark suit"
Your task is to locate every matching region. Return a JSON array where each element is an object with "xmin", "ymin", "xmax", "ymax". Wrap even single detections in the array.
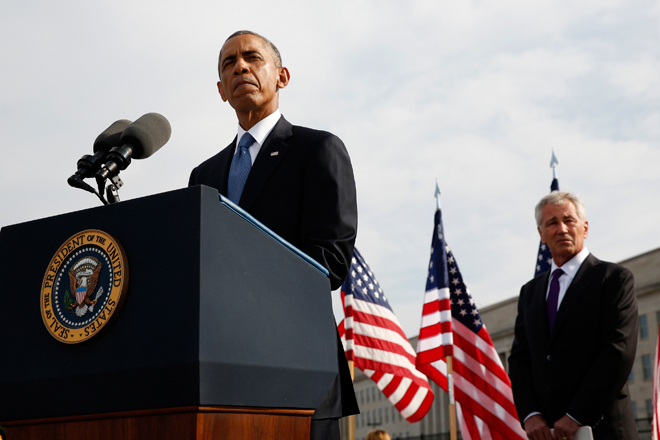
[
  {"xmin": 509, "ymin": 191, "xmax": 638, "ymax": 440},
  {"xmin": 188, "ymin": 31, "xmax": 358, "ymax": 440}
]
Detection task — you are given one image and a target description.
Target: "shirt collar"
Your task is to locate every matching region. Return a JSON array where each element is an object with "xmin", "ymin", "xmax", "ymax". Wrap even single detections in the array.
[
  {"xmin": 236, "ymin": 109, "xmax": 281, "ymax": 148},
  {"xmin": 550, "ymin": 246, "xmax": 589, "ymax": 280}
]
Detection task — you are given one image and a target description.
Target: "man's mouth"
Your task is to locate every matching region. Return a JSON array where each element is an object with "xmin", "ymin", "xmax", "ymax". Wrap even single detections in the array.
[{"xmin": 234, "ymin": 79, "xmax": 256, "ymax": 91}]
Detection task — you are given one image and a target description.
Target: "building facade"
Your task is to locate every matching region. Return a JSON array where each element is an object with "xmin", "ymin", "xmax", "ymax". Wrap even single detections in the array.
[{"xmin": 341, "ymin": 247, "xmax": 660, "ymax": 439}]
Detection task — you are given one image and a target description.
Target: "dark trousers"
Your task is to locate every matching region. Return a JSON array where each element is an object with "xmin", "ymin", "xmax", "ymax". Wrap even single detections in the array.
[{"xmin": 310, "ymin": 418, "xmax": 340, "ymax": 440}]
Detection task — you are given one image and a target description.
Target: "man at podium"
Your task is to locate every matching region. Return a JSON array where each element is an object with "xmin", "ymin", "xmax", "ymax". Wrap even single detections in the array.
[{"xmin": 189, "ymin": 30, "xmax": 359, "ymax": 440}]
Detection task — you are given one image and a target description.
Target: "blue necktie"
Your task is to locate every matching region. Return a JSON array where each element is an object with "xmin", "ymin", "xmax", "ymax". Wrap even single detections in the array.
[
  {"xmin": 228, "ymin": 132, "xmax": 256, "ymax": 203},
  {"xmin": 547, "ymin": 268, "xmax": 564, "ymax": 332}
]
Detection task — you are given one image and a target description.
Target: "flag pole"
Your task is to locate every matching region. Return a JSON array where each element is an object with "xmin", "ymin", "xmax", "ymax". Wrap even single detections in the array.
[
  {"xmin": 348, "ymin": 360, "xmax": 355, "ymax": 440},
  {"xmin": 550, "ymin": 149, "xmax": 558, "ymax": 181},
  {"xmin": 446, "ymin": 356, "xmax": 458, "ymax": 440},
  {"xmin": 436, "ymin": 182, "xmax": 458, "ymax": 440}
]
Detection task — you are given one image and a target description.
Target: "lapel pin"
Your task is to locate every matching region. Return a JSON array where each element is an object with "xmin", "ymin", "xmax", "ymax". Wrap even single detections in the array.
[{"xmin": 270, "ymin": 151, "xmax": 279, "ymax": 156}]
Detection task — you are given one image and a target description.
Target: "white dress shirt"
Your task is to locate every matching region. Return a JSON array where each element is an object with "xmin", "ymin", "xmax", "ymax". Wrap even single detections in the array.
[
  {"xmin": 235, "ymin": 109, "xmax": 281, "ymax": 165},
  {"xmin": 546, "ymin": 246, "xmax": 590, "ymax": 311}
]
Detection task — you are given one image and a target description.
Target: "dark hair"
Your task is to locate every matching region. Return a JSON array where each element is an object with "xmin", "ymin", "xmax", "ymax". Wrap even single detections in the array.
[{"xmin": 218, "ymin": 30, "xmax": 282, "ymax": 77}]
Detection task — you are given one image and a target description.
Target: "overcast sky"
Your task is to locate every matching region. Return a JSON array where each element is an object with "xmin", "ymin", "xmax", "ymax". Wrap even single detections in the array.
[{"xmin": 2, "ymin": 0, "xmax": 659, "ymax": 337}]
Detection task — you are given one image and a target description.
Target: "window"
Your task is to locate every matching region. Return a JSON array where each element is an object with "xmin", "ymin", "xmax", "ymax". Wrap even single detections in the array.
[
  {"xmin": 379, "ymin": 408, "xmax": 382, "ymax": 423},
  {"xmin": 628, "ymin": 368, "xmax": 634, "ymax": 382},
  {"xmin": 360, "ymin": 389, "xmax": 364, "ymax": 405},
  {"xmin": 392, "ymin": 407, "xmax": 396, "ymax": 423},
  {"xmin": 642, "ymin": 354, "xmax": 653, "ymax": 379},
  {"xmin": 647, "ymin": 399, "xmax": 654, "ymax": 418},
  {"xmin": 366, "ymin": 388, "xmax": 370, "ymax": 403},
  {"xmin": 632, "ymin": 401, "xmax": 638, "ymax": 419},
  {"xmin": 656, "ymin": 310, "xmax": 660, "ymax": 327},
  {"xmin": 385, "ymin": 407, "xmax": 389, "ymax": 423},
  {"xmin": 640, "ymin": 315, "xmax": 649, "ymax": 339}
]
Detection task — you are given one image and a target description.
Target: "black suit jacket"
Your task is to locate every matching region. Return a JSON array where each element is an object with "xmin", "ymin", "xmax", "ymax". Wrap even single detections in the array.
[
  {"xmin": 509, "ymin": 254, "xmax": 638, "ymax": 438},
  {"xmin": 189, "ymin": 115, "xmax": 359, "ymax": 418},
  {"xmin": 189, "ymin": 116, "xmax": 357, "ymax": 291}
]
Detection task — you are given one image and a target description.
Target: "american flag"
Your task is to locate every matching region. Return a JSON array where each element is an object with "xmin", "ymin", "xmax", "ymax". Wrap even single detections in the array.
[
  {"xmin": 416, "ymin": 203, "xmax": 527, "ymax": 440},
  {"xmin": 341, "ymin": 248, "xmax": 434, "ymax": 423},
  {"xmin": 535, "ymin": 153, "xmax": 560, "ymax": 277},
  {"xmin": 653, "ymin": 323, "xmax": 660, "ymax": 440}
]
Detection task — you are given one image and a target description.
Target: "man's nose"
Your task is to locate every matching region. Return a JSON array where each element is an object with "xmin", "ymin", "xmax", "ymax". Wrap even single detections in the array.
[
  {"xmin": 558, "ymin": 221, "xmax": 569, "ymax": 233},
  {"xmin": 234, "ymin": 58, "xmax": 249, "ymax": 74}
]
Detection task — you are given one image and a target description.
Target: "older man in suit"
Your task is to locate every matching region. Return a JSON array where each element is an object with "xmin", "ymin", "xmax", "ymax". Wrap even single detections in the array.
[
  {"xmin": 189, "ymin": 31, "xmax": 358, "ymax": 440},
  {"xmin": 509, "ymin": 192, "xmax": 638, "ymax": 440}
]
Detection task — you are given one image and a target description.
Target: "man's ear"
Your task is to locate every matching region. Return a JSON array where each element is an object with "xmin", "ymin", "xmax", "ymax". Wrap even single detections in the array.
[
  {"xmin": 583, "ymin": 220, "xmax": 589, "ymax": 239},
  {"xmin": 277, "ymin": 67, "xmax": 290, "ymax": 90},
  {"xmin": 217, "ymin": 81, "xmax": 228, "ymax": 102}
]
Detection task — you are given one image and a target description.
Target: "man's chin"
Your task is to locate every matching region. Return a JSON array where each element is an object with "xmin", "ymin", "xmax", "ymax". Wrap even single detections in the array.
[{"xmin": 229, "ymin": 97, "xmax": 261, "ymax": 112}]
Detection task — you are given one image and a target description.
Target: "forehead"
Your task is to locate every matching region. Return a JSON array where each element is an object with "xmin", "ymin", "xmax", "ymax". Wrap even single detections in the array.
[
  {"xmin": 541, "ymin": 201, "xmax": 578, "ymax": 219},
  {"xmin": 221, "ymin": 34, "xmax": 273, "ymax": 62}
]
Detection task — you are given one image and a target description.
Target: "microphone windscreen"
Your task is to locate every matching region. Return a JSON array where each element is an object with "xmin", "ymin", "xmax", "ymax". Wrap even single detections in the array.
[
  {"xmin": 120, "ymin": 113, "xmax": 172, "ymax": 159},
  {"xmin": 93, "ymin": 119, "xmax": 133, "ymax": 153}
]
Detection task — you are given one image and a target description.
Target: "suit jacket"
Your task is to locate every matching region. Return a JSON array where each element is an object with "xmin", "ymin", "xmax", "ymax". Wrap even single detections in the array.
[
  {"xmin": 189, "ymin": 116, "xmax": 357, "ymax": 291},
  {"xmin": 189, "ymin": 115, "xmax": 359, "ymax": 418},
  {"xmin": 509, "ymin": 254, "xmax": 638, "ymax": 439}
]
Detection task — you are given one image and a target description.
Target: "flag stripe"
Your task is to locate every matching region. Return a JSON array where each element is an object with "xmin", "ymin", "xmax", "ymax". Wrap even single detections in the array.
[
  {"xmin": 349, "ymin": 308, "xmax": 414, "ymax": 353},
  {"xmin": 653, "ymin": 323, "xmax": 659, "ymax": 440},
  {"xmin": 348, "ymin": 331, "xmax": 416, "ymax": 362},
  {"xmin": 342, "ymin": 248, "xmax": 434, "ymax": 423},
  {"xmin": 348, "ymin": 351, "xmax": 430, "ymax": 383},
  {"xmin": 422, "ymin": 360, "xmax": 525, "ymax": 440}
]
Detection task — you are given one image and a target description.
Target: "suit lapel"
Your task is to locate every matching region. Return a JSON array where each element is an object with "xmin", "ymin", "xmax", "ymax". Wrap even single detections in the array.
[
  {"xmin": 550, "ymin": 253, "xmax": 599, "ymax": 342},
  {"xmin": 532, "ymin": 271, "xmax": 552, "ymax": 347},
  {"xmin": 238, "ymin": 116, "xmax": 293, "ymax": 211},
  {"xmin": 214, "ymin": 138, "xmax": 236, "ymax": 196}
]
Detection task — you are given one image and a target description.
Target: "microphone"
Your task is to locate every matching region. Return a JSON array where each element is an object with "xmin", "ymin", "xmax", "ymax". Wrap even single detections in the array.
[
  {"xmin": 69, "ymin": 119, "xmax": 132, "ymax": 181},
  {"xmin": 68, "ymin": 119, "xmax": 132, "ymax": 191},
  {"xmin": 95, "ymin": 113, "xmax": 171, "ymax": 186}
]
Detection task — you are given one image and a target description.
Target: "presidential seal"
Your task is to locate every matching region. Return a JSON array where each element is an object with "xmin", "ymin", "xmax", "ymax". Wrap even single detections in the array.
[{"xmin": 40, "ymin": 229, "xmax": 129, "ymax": 344}]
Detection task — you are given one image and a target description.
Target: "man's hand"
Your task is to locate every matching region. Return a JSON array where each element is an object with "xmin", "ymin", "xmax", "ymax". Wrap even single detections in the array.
[
  {"xmin": 524, "ymin": 414, "xmax": 553, "ymax": 440},
  {"xmin": 552, "ymin": 415, "xmax": 580, "ymax": 440}
]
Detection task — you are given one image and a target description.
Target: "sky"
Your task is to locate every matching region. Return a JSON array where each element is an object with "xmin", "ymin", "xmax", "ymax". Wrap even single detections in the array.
[{"xmin": 2, "ymin": 0, "xmax": 659, "ymax": 338}]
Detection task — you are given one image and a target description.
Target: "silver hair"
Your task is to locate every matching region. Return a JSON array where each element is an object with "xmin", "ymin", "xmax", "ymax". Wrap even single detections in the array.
[{"xmin": 535, "ymin": 191, "xmax": 587, "ymax": 227}]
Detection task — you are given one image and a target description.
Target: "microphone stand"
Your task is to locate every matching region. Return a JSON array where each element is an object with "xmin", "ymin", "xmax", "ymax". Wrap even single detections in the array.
[
  {"xmin": 67, "ymin": 175, "xmax": 109, "ymax": 205},
  {"xmin": 105, "ymin": 175, "xmax": 123, "ymax": 204}
]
